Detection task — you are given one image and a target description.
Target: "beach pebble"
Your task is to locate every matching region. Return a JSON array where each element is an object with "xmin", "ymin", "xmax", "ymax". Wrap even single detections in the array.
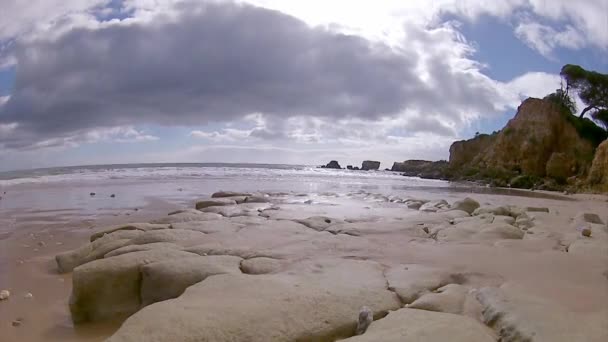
[
  {"xmin": 12, "ymin": 318, "xmax": 23, "ymax": 327},
  {"xmin": 90, "ymin": 192, "xmax": 96, "ymax": 196},
  {"xmin": 37, "ymin": 241, "xmax": 45, "ymax": 247},
  {"xmin": 23, "ymin": 292, "xmax": 33, "ymax": 299},
  {"xmin": 355, "ymin": 306, "xmax": 373, "ymax": 335},
  {"xmin": 111, "ymin": 194, "xmax": 116, "ymax": 198},
  {"xmin": 581, "ymin": 228, "xmax": 592, "ymax": 237},
  {"xmin": 1, "ymin": 290, "xmax": 10, "ymax": 300}
]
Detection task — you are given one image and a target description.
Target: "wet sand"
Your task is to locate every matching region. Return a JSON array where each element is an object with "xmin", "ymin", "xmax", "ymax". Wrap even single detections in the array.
[{"xmin": 1, "ymin": 180, "xmax": 607, "ymax": 341}]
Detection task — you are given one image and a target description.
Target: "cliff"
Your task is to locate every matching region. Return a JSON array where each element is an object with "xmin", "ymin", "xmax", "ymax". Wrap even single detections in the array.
[{"xmin": 447, "ymin": 98, "xmax": 604, "ymax": 189}]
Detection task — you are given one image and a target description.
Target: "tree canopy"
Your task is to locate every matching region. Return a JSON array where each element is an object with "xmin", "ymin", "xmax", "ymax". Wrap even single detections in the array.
[{"xmin": 560, "ymin": 64, "xmax": 608, "ymax": 119}]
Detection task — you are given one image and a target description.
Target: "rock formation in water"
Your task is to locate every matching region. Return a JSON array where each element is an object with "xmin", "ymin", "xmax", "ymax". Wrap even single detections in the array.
[
  {"xmin": 391, "ymin": 160, "xmax": 449, "ymax": 179},
  {"xmin": 361, "ymin": 160, "xmax": 380, "ymax": 171},
  {"xmin": 321, "ymin": 160, "xmax": 342, "ymax": 169}
]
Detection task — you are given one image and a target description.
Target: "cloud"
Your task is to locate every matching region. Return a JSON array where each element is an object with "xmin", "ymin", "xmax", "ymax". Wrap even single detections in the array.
[
  {"xmin": 0, "ymin": 0, "xmax": 508, "ymax": 151},
  {"xmin": 515, "ymin": 22, "xmax": 585, "ymax": 58}
]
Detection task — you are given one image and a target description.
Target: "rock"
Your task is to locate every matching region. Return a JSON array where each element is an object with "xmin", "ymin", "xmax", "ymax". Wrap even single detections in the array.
[
  {"xmin": 56, "ymin": 230, "xmax": 143, "ymax": 273},
  {"xmin": 106, "ymin": 258, "xmax": 401, "ymax": 341},
  {"xmin": 242, "ymin": 195, "xmax": 270, "ymax": 203},
  {"xmin": 104, "ymin": 242, "xmax": 183, "ymax": 258},
  {"xmin": 129, "ymin": 229, "xmax": 206, "ymax": 245},
  {"xmin": 361, "ymin": 160, "xmax": 380, "ymax": 171},
  {"xmin": 476, "ymin": 224, "xmax": 524, "ymax": 240},
  {"xmin": 240, "ymin": 257, "xmax": 284, "ymax": 275},
  {"xmin": 587, "ymin": 139, "xmax": 608, "ymax": 192},
  {"xmin": 195, "ymin": 198, "xmax": 237, "ymax": 210},
  {"xmin": 140, "ymin": 255, "xmax": 242, "ymax": 306},
  {"xmin": 390, "ymin": 160, "xmax": 449, "ymax": 179},
  {"xmin": 110, "ymin": 194, "xmax": 116, "ymax": 198},
  {"xmin": 493, "ymin": 215, "xmax": 516, "ymax": 225},
  {"xmin": 23, "ymin": 292, "xmax": 33, "ymax": 299},
  {"xmin": 90, "ymin": 192, "xmax": 96, "ymax": 196},
  {"xmin": 12, "ymin": 318, "xmax": 23, "ymax": 327},
  {"xmin": 70, "ymin": 249, "xmax": 198, "ymax": 323},
  {"xmin": 450, "ymin": 197, "xmax": 480, "ymax": 214},
  {"xmin": 37, "ymin": 241, "xmax": 45, "ymax": 247},
  {"xmin": 294, "ymin": 216, "xmax": 343, "ymax": 231},
  {"xmin": 581, "ymin": 228, "xmax": 592, "ymax": 237},
  {"xmin": 406, "ymin": 200, "xmax": 425, "ymax": 210},
  {"xmin": 171, "ymin": 220, "xmax": 244, "ymax": 234},
  {"xmin": 385, "ymin": 264, "xmax": 455, "ymax": 303},
  {"xmin": 355, "ymin": 306, "xmax": 373, "ymax": 335},
  {"xmin": 323, "ymin": 160, "xmax": 342, "ymax": 169},
  {"xmin": 347, "ymin": 165, "xmax": 353, "ymax": 170},
  {"xmin": 419, "ymin": 200, "xmax": 449, "ymax": 212},
  {"xmin": 574, "ymin": 212, "xmax": 604, "ymax": 225},
  {"xmin": 473, "ymin": 206, "xmax": 511, "ymax": 217},
  {"xmin": 90, "ymin": 223, "xmax": 170, "ymax": 242},
  {"xmin": 211, "ymin": 191, "xmax": 252, "ymax": 198},
  {"xmin": 475, "ymin": 285, "xmax": 608, "ymax": 341},
  {"xmin": 340, "ymin": 308, "xmax": 495, "ymax": 342},
  {"xmin": 151, "ymin": 211, "xmax": 223, "ymax": 224},
  {"xmin": 408, "ymin": 284, "xmax": 468, "ymax": 314},
  {"xmin": 0, "ymin": 289, "xmax": 10, "ymax": 300}
]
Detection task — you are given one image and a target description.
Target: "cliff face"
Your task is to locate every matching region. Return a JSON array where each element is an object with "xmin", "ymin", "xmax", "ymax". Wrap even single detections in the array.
[
  {"xmin": 449, "ymin": 134, "xmax": 496, "ymax": 168},
  {"xmin": 449, "ymin": 98, "xmax": 596, "ymax": 184},
  {"xmin": 587, "ymin": 140, "xmax": 608, "ymax": 192},
  {"xmin": 391, "ymin": 160, "xmax": 449, "ymax": 179}
]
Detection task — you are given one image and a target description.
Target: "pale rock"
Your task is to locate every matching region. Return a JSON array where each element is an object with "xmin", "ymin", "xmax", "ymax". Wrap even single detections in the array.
[
  {"xmin": 476, "ymin": 285, "xmax": 608, "ymax": 341},
  {"xmin": 240, "ymin": 257, "xmax": 284, "ymax": 274},
  {"xmin": 385, "ymin": 264, "xmax": 455, "ymax": 303},
  {"xmin": 340, "ymin": 308, "xmax": 495, "ymax": 342},
  {"xmin": 475, "ymin": 224, "xmax": 524, "ymax": 240},
  {"xmin": 104, "ymin": 242, "xmax": 183, "ymax": 258},
  {"xmin": 140, "ymin": 255, "xmax": 242, "ymax": 306},
  {"xmin": 0, "ymin": 289, "xmax": 9, "ymax": 300},
  {"xmin": 70, "ymin": 249, "xmax": 198, "ymax": 323},
  {"xmin": 90, "ymin": 223, "xmax": 170, "ymax": 242},
  {"xmin": 195, "ymin": 198, "xmax": 237, "ymax": 210},
  {"xmin": 106, "ymin": 258, "xmax": 401, "ymax": 341},
  {"xmin": 574, "ymin": 212, "xmax": 604, "ymax": 225},
  {"xmin": 171, "ymin": 220, "xmax": 245, "ymax": 234},
  {"xmin": 128, "ymin": 229, "xmax": 206, "ymax": 245},
  {"xmin": 56, "ymin": 230, "xmax": 143, "ymax": 273},
  {"xmin": 408, "ymin": 284, "xmax": 468, "ymax": 314},
  {"xmin": 151, "ymin": 211, "xmax": 223, "ymax": 224},
  {"xmin": 420, "ymin": 199, "xmax": 449, "ymax": 212},
  {"xmin": 493, "ymin": 215, "xmax": 516, "ymax": 226},
  {"xmin": 211, "ymin": 191, "xmax": 252, "ymax": 198},
  {"xmin": 473, "ymin": 206, "xmax": 511, "ymax": 217},
  {"xmin": 242, "ymin": 195, "xmax": 270, "ymax": 203},
  {"xmin": 294, "ymin": 216, "xmax": 343, "ymax": 231},
  {"xmin": 526, "ymin": 206, "xmax": 549, "ymax": 213},
  {"xmin": 450, "ymin": 197, "xmax": 480, "ymax": 214},
  {"xmin": 355, "ymin": 306, "xmax": 373, "ymax": 335}
]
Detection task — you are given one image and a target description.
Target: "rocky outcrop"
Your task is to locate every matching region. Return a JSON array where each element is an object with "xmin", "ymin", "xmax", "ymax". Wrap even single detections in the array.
[
  {"xmin": 447, "ymin": 98, "xmax": 602, "ymax": 189},
  {"xmin": 587, "ymin": 139, "xmax": 608, "ymax": 192},
  {"xmin": 449, "ymin": 133, "xmax": 497, "ymax": 168},
  {"xmin": 390, "ymin": 160, "xmax": 449, "ymax": 179},
  {"xmin": 322, "ymin": 160, "xmax": 342, "ymax": 169},
  {"xmin": 361, "ymin": 160, "xmax": 380, "ymax": 171}
]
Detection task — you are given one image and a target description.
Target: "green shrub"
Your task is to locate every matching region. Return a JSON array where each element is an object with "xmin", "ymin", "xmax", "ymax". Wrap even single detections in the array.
[{"xmin": 509, "ymin": 175, "xmax": 541, "ymax": 189}]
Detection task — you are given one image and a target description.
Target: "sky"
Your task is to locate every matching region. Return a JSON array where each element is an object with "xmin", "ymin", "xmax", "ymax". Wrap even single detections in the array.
[{"xmin": 0, "ymin": 0, "xmax": 606, "ymax": 171}]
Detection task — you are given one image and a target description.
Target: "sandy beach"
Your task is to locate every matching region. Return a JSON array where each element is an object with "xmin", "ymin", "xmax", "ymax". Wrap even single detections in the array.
[{"xmin": 1, "ymin": 176, "xmax": 607, "ymax": 341}]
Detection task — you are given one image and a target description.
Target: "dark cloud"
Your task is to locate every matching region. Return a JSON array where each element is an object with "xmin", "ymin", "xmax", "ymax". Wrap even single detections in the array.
[{"xmin": 0, "ymin": 0, "xmax": 498, "ymax": 149}]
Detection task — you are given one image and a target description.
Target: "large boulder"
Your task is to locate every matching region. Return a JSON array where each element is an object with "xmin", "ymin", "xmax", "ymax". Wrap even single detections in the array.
[
  {"xmin": 340, "ymin": 308, "xmax": 495, "ymax": 342},
  {"xmin": 140, "ymin": 255, "xmax": 242, "ymax": 306},
  {"xmin": 56, "ymin": 230, "xmax": 143, "ymax": 273},
  {"xmin": 106, "ymin": 259, "xmax": 401, "ymax": 341},
  {"xmin": 361, "ymin": 160, "xmax": 380, "ymax": 171},
  {"xmin": 195, "ymin": 198, "xmax": 237, "ymax": 210},
  {"xmin": 587, "ymin": 139, "xmax": 608, "ymax": 192},
  {"xmin": 70, "ymin": 249, "xmax": 198, "ymax": 323},
  {"xmin": 450, "ymin": 197, "xmax": 480, "ymax": 214}
]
